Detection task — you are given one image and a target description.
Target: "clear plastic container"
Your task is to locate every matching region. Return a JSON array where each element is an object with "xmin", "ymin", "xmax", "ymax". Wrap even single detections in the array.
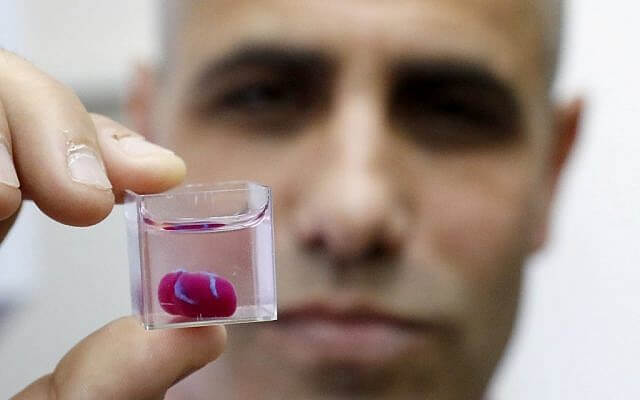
[{"xmin": 124, "ymin": 181, "xmax": 277, "ymax": 329}]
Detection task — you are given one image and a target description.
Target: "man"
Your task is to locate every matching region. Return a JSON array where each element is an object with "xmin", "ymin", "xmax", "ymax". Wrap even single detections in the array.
[{"xmin": 3, "ymin": 0, "xmax": 580, "ymax": 399}]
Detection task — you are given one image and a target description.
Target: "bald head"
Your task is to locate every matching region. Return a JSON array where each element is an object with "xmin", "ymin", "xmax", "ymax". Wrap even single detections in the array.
[
  {"xmin": 158, "ymin": 0, "xmax": 565, "ymax": 86},
  {"xmin": 541, "ymin": 0, "xmax": 566, "ymax": 83}
]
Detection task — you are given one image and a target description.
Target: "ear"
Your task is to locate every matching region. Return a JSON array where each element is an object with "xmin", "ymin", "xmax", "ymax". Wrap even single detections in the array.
[
  {"xmin": 550, "ymin": 98, "xmax": 583, "ymax": 185},
  {"xmin": 531, "ymin": 97, "xmax": 583, "ymax": 250},
  {"xmin": 126, "ymin": 63, "xmax": 156, "ymax": 140}
]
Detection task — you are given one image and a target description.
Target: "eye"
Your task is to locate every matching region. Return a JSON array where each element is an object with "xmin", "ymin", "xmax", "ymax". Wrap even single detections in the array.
[
  {"xmin": 199, "ymin": 74, "xmax": 323, "ymax": 135},
  {"xmin": 218, "ymin": 80, "xmax": 298, "ymax": 113},
  {"xmin": 391, "ymin": 74, "xmax": 520, "ymax": 149},
  {"xmin": 425, "ymin": 90, "xmax": 504, "ymax": 127}
]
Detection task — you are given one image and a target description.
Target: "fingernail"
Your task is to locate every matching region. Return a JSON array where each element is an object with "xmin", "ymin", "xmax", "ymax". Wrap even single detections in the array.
[
  {"xmin": 117, "ymin": 136, "xmax": 175, "ymax": 157},
  {"xmin": 67, "ymin": 142, "xmax": 112, "ymax": 190},
  {"xmin": 0, "ymin": 141, "xmax": 20, "ymax": 188}
]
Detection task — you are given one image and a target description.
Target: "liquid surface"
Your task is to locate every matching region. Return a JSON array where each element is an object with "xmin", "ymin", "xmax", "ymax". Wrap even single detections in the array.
[{"xmin": 142, "ymin": 204, "xmax": 267, "ymax": 232}]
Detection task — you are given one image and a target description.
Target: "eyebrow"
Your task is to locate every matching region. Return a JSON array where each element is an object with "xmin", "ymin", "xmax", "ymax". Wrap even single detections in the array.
[
  {"xmin": 192, "ymin": 44, "xmax": 332, "ymax": 89},
  {"xmin": 391, "ymin": 59, "xmax": 521, "ymax": 113},
  {"xmin": 393, "ymin": 59, "xmax": 515, "ymax": 92}
]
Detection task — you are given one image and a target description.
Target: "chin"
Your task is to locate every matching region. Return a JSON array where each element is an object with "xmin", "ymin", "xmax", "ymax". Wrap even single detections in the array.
[{"xmin": 222, "ymin": 322, "xmax": 465, "ymax": 400}]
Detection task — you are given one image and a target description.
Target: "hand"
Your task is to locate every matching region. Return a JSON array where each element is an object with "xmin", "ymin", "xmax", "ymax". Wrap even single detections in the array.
[
  {"xmin": 0, "ymin": 50, "xmax": 185, "ymax": 230},
  {"xmin": 0, "ymin": 50, "xmax": 227, "ymax": 398}
]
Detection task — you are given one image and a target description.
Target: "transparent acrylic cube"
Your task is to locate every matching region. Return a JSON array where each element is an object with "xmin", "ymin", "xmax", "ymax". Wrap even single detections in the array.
[{"xmin": 124, "ymin": 181, "xmax": 277, "ymax": 329}]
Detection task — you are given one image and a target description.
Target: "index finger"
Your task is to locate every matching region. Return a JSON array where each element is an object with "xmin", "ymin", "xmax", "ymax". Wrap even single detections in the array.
[
  {"xmin": 0, "ymin": 49, "xmax": 114, "ymax": 226},
  {"xmin": 0, "ymin": 50, "xmax": 186, "ymax": 226}
]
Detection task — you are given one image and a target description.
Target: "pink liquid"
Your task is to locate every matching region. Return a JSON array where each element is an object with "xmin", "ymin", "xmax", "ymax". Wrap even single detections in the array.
[{"xmin": 135, "ymin": 206, "xmax": 275, "ymax": 329}]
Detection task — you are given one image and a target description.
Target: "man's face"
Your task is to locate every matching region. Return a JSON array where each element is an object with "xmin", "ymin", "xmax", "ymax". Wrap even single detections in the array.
[{"xmin": 152, "ymin": 0, "xmax": 558, "ymax": 398}]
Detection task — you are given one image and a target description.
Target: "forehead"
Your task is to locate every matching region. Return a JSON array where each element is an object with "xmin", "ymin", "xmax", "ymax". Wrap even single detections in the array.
[{"xmin": 173, "ymin": 0, "xmax": 546, "ymax": 93}]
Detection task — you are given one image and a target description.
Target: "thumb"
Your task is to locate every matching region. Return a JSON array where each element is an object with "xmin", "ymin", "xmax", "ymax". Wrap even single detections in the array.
[{"xmin": 13, "ymin": 317, "xmax": 226, "ymax": 400}]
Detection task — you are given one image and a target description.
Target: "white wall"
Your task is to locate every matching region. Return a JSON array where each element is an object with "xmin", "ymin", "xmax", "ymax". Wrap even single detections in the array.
[
  {"xmin": 491, "ymin": 1, "xmax": 640, "ymax": 398},
  {"xmin": 1, "ymin": 1, "xmax": 639, "ymax": 399},
  {"xmin": 18, "ymin": 0, "xmax": 157, "ymax": 102}
]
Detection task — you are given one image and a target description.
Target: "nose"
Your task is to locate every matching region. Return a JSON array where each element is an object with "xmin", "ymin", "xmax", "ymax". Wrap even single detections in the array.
[
  {"xmin": 294, "ymin": 85, "xmax": 408, "ymax": 262},
  {"xmin": 296, "ymin": 169, "xmax": 407, "ymax": 262}
]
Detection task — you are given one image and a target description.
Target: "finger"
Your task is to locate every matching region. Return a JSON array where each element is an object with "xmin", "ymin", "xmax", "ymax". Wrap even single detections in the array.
[
  {"xmin": 0, "ymin": 50, "xmax": 113, "ymax": 226},
  {"xmin": 14, "ymin": 317, "xmax": 227, "ymax": 400},
  {"xmin": 0, "ymin": 204, "xmax": 20, "ymax": 243},
  {"xmin": 91, "ymin": 114, "xmax": 186, "ymax": 201},
  {"xmin": 0, "ymin": 101, "xmax": 21, "ymax": 220}
]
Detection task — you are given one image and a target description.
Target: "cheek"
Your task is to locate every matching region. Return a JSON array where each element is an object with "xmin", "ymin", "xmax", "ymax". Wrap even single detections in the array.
[
  {"xmin": 166, "ymin": 123, "xmax": 318, "ymax": 248},
  {"xmin": 419, "ymin": 154, "xmax": 540, "ymax": 284},
  {"xmin": 169, "ymin": 125, "xmax": 327, "ymax": 219},
  {"xmin": 167, "ymin": 124, "xmax": 291, "ymax": 185}
]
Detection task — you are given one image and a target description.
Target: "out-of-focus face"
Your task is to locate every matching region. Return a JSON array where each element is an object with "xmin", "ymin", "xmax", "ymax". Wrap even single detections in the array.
[{"xmin": 150, "ymin": 0, "xmax": 559, "ymax": 398}]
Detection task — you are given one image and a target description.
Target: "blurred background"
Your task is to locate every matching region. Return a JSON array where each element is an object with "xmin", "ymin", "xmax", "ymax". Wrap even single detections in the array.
[{"xmin": 0, "ymin": 0, "xmax": 638, "ymax": 398}]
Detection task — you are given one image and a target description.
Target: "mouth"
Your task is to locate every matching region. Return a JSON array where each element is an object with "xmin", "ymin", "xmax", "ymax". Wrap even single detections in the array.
[{"xmin": 262, "ymin": 300, "xmax": 442, "ymax": 368}]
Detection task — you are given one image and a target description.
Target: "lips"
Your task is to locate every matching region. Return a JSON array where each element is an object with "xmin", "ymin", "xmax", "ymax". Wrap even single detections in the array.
[{"xmin": 263, "ymin": 302, "xmax": 440, "ymax": 368}]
